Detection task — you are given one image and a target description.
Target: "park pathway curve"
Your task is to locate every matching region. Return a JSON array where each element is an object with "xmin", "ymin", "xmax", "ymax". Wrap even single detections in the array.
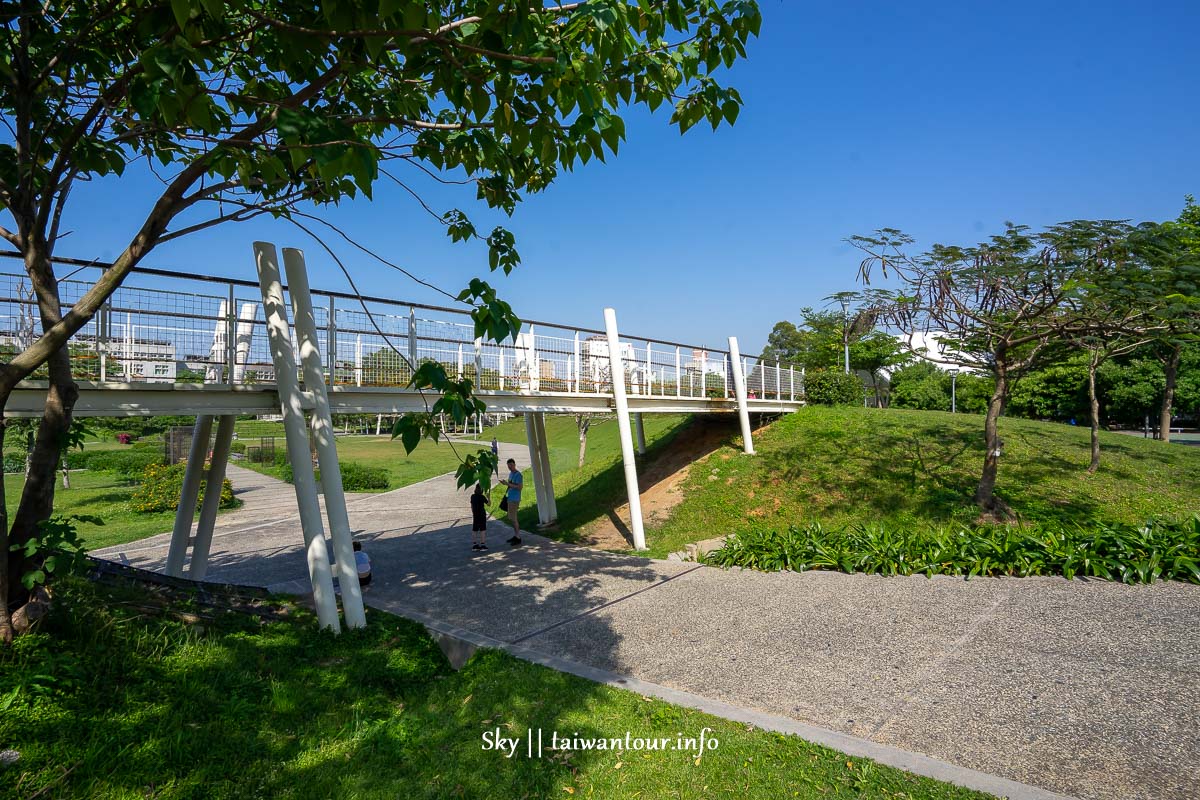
[{"xmin": 94, "ymin": 457, "xmax": 1200, "ymax": 800}]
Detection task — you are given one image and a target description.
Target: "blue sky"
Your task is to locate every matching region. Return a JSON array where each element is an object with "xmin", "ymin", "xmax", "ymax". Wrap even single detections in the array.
[{"xmin": 52, "ymin": 0, "xmax": 1200, "ymax": 354}]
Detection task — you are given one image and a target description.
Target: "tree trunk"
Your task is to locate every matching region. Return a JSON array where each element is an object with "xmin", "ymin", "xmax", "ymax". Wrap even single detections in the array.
[
  {"xmin": 1159, "ymin": 344, "xmax": 1181, "ymax": 444},
  {"xmin": 974, "ymin": 370, "xmax": 1008, "ymax": 514},
  {"xmin": 6, "ymin": 243, "xmax": 80, "ymax": 622},
  {"xmin": 1087, "ymin": 353, "xmax": 1101, "ymax": 474},
  {"xmin": 576, "ymin": 415, "xmax": 590, "ymax": 468},
  {"xmin": 0, "ymin": 416, "xmax": 11, "ymax": 644}
]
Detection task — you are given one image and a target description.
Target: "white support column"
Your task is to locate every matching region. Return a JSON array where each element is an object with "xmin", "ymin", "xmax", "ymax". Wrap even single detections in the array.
[
  {"xmin": 523, "ymin": 413, "xmax": 549, "ymax": 524},
  {"xmin": 498, "ymin": 349, "xmax": 505, "ymax": 390},
  {"xmin": 790, "ymin": 365, "xmax": 795, "ymax": 401},
  {"xmin": 728, "ymin": 336, "xmax": 755, "ymax": 455},
  {"xmin": 635, "ymin": 413, "xmax": 647, "ymax": 455},
  {"xmin": 253, "ymin": 241, "xmax": 340, "ymax": 632},
  {"xmin": 532, "ymin": 412, "xmax": 557, "ymax": 525},
  {"xmin": 456, "ymin": 343, "xmax": 464, "ymax": 380},
  {"xmin": 165, "ymin": 415, "xmax": 213, "ymax": 577},
  {"xmin": 722, "ymin": 354, "xmax": 729, "ymax": 398},
  {"xmin": 604, "ymin": 308, "xmax": 646, "ymax": 550},
  {"xmin": 189, "ymin": 414, "xmax": 235, "ymax": 580},
  {"xmin": 776, "ymin": 360, "xmax": 782, "ymax": 400},
  {"xmin": 284, "ymin": 247, "xmax": 366, "ymax": 630},
  {"xmin": 376, "ymin": 413, "xmax": 383, "ymax": 436}
]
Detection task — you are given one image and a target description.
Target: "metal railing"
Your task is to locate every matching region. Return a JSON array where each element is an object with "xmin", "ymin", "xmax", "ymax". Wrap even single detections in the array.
[{"xmin": 0, "ymin": 260, "xmax": 806, "ymax": 402}]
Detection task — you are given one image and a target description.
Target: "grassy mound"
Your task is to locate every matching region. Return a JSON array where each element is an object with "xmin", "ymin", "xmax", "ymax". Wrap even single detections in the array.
[
  {"xmin": 488, "ymin": 413, "xmax": 692, "ymax": 540},
  {"xmin": 649, "ymin": 406, "xmax": 1200, "ymax": 557},
  {"xmin": 0, "ymin": 579, "xmax": 989, "ymax": 800}
]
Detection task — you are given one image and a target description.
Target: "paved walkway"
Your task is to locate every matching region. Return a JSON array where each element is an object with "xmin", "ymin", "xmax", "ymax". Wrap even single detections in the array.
[{"xmin": 94, "ymin": 461, "xmax": 1200, "ymax": 800}]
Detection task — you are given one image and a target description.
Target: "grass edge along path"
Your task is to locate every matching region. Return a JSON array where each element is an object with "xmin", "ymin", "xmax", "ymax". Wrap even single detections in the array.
[{"xmin": 0, "ymin": 577, "xmax": 994, "ymax": 800}]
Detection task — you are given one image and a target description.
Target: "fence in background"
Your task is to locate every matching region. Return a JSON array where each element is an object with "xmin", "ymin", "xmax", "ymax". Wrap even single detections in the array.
[{"xmin": 0, "ymin": 265, "xmax": 806, "ymax": 402}]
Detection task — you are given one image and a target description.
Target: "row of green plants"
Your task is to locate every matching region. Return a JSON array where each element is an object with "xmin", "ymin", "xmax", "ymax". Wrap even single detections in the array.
[{"xmin": 703, "ymin": 516, "xmax": 1200, "ymax": 584}]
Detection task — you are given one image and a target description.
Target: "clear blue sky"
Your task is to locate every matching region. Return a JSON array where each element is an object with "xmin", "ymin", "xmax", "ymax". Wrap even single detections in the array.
[{"xmin": 54, "ymin": 0, "xmax": 1200, "ymax": 354}]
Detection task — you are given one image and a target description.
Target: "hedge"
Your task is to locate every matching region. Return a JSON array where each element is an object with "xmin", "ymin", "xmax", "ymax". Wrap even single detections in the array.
[
  {"xmin": 280, "ymin": 459, "xmax": 390, "ymax": 492},
  {"xmin": 803, "ymin": 370, "xmax": 864, "ymax": 406}
]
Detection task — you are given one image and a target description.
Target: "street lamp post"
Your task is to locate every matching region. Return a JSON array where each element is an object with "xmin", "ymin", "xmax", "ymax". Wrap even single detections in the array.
[
  {"xmin": 949, "ymin": 367, "xmax": 959, "ymax": 413},
  {"xmin": 840, "ymin": 299, "xmax": 850, "ymax": 376}
]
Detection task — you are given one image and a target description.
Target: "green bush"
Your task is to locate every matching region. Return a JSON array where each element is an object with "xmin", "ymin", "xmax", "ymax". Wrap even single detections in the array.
[
  {"xmin": 280, "ymin": 460, "xmax": 390, "ymax": 492},
  {"xmin": 229, "ymin": 440, "xmax": 246, "ymax": 454},
  {"xmin": 69, "ymin": 449, "xmax": 164, "ymax": 474},
  {"xmin": 130, "ymin": 462, "xmax": 239, "ymax": 513},
  {"xmin": 3, "ymin": 452, "xmax": 25, "ymax": 473},
  {"xmin": 705, "ymin": 516, "xmax": 1200, "ymax": 584},
  {"xmin": 803, "ymin": 370, "xmax": 864, "ymax": 406}
]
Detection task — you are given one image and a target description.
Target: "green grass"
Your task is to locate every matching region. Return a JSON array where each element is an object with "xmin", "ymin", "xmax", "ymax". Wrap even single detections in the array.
[
  {"xmin": 648, "ymin": 406, "xmax": 1200, "ymax": 558},
  {"xmin": 2, "ymin": 471, "xmax": 180, "ymax": 551},
  {"xmin": 0, "ymin": 578, "xmax": 991, "ymax": 800},
  {"xmin": 237, "ymin": 434, "xmax": 474, "ymax": 492},
  {"xmin": 487, "ymin": 414, "xmax": 691, "ymax": 541}
]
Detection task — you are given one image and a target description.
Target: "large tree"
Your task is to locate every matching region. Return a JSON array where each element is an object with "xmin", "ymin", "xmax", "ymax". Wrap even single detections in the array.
[
  {"xmin": 850, "ymin": 221, "xmax": 1129, "ymax": 517},
  {"xmin": 0, "ymin": 0, "xmax": 760, "ymax": 640}
]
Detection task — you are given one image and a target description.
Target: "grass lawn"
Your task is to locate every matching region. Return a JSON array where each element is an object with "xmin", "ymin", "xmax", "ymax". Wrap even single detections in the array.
[
  {"xmin": 648, "ymin": 406, "xmax": 1200, "ymax": 558},
  {"xmin": 487, "ymin": 414, "xmax": 691, "ymax": 541},
  {"xmin": 0, "ymin": 578, "xmax": 990, "ymax": 800},
  {"xmin": 2, "ymin": 471, "xmax": 181, "ymax": 551},
  {"xmin": 236, "ymin": 434, "xmax": 477, "ymax": 491}
]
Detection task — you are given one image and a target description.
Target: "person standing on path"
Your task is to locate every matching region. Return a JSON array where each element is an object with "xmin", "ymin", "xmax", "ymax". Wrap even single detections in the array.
[
  {"xmin": 499, "ymin": 458, "xmax": 523, "ymax": 546},
  {"xmin": 469, "ymin": 483, "xmax": 489, "ymax": 551},
  {"xmin": 491, "ymin": 436, "xmax": 499, "ymax": 475}
]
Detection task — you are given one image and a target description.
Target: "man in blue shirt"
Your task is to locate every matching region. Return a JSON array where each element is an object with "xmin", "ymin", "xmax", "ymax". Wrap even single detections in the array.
[{"xmin": 500, "ymin": 458, "xmax": 524, "ymax": 546}]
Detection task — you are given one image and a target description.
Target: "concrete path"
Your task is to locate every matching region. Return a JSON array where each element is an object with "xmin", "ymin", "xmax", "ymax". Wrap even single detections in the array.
[{"xmin": 94, "ymin": 460, "xmax": 1200, "ymax": 800}]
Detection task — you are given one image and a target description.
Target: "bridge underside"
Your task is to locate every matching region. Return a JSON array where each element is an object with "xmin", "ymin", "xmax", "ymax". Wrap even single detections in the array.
[{"xmin": 7, "ymin": 381, "xmax": 804, "ymax": 418}]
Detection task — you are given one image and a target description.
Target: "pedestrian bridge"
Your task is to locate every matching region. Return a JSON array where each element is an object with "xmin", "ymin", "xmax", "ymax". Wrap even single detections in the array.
[
  {"xmin": 3, "ymin": 253, "xmax": 805, "ymax": 420},
  {"xmin": 4, "ymin": 243, "xmax": 805, "ymax": 633}
]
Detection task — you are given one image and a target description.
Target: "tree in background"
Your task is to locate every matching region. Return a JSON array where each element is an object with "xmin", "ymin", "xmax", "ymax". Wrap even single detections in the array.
[{"xmin": 0, "ymin": 0, "xmax": 760, "ymax": 640}]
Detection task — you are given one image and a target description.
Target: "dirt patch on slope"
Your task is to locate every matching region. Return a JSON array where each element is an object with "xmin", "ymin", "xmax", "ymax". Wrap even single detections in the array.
[{"xmin": 579, "ymin": 416, "xmax": 741, "ymax": 550}]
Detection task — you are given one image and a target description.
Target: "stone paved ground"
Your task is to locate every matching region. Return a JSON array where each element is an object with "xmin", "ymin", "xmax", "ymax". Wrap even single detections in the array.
[{"xmin": 94, "ymin": 459, "xmax": 1200, "ymax": 800}]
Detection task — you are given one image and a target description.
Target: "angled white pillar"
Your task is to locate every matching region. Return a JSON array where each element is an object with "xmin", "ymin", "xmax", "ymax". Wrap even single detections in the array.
[
  {"xmin": 189, "ymin": 414, "xmax": 235, "ymax": 580},
  {"xmin": 604, "ymin": 308, "xmax": 646, "ymax": 551},
  {"xmin": 523, "ymin": 413, "xmax": 549, "ymax": 524},
  {"xmin": 166, "ymin": 415, "xmax": 213, "ymax": 577},
  {"xmin": 634, "ymin": 413, "xmax": 647, "ymax": 456},
  {"xmin": 284, "ymin": 247, "xmax": 366, "ymax": 630},
  {"xmin": 253, "ymin": 241, "xmax": 340, "ymax": 632},
  {"xmin": 728, "ymin": 336, "xmax": 755, "ymax": 455},
  {"xmin": 573, "ymin": 332, "xmax": 581, "ymax": 392},
  {"xmin": 532, "ymin": 412, "xmax": 557, "ymax": 525}
]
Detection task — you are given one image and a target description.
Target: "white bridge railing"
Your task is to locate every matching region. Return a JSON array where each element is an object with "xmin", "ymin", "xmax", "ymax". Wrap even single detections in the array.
[{"xmin": 0, "ymin": 258, "xmax": 806, "ymax": 402}]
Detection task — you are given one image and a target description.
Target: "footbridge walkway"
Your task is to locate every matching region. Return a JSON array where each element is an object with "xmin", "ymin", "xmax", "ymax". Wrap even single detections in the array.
[{"xmin": 4, "ymin": 244, "xmax": 805, "ymax": 632}]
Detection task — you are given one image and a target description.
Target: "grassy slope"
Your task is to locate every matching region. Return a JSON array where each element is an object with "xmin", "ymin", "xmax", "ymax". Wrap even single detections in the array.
[
  {"xmin": 236, "ymin": 434, "xmax": 472, "ymax": 491},
  {"xmin": 487, "ymin": 414, "xmax": 691, "ymax": 541},
  {"xmin": 3, "ymin": 471, "xmax": 179, "ymax": 551},
  {"xmin": 0, "ymin": 579, "xmax": 989, "ymax": 800},
  {"xmin": 648, "ymin": 406, "xmax": 1200, "ymax": 558}
]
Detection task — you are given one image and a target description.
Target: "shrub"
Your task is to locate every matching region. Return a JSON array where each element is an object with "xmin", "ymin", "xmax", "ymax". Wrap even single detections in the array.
[
  {"xmin": 131, "ymin": 463, "xmax": 239, "ymax": 514},
  {"xmin": 280, "ymin": 460, "xmax": 390, "ymax": 492},
  {"xmin": 70, "ymin": 449, "xmax": 164, "ymax": 475},
  {"xmin": 704, "ymin": 516, "xmax": 1200, "ymax": 584},
  {"xmin": 229, "ymin": 440, "xmax": 246, "ymax": 454},
  {"xmin": 803, "ymin": 370, "xmax": 864, "ymax": 406},
  {"xmin": 3, "ymin": 452, "xmax": 25, "ymax": 473}
]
